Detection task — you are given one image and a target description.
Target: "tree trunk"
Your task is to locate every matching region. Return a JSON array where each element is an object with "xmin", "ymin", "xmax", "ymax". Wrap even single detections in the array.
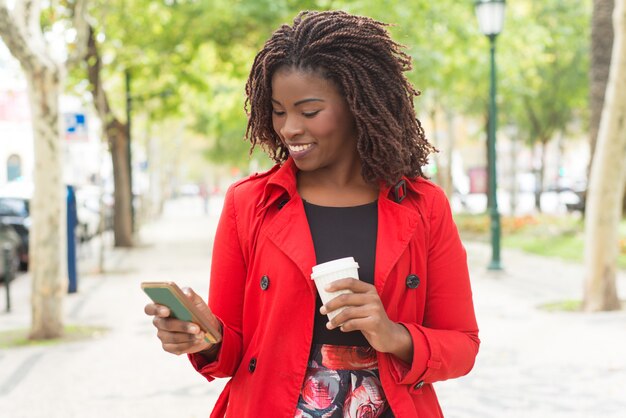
[
  {"xmin": 429, "ymin": 107, "xmax": 445, "ymax": 188},
  {"xmin": 443, "ymin": 110, "xmax": 456, "ymax": 199},
  {"xmin": 589, "ymin": 0, "xmax": 614, "ymax": 170},
  {"xmin": 583, "ymin": 0, "xmax": 626, "ymax": 312},
  {"xmin": 0, "ymin": 0, "xmax": 73, "ymax": 340},
  {"xmin": 109, "ymin": 120, "xmax": 134, "ymax": 247},
  {"xmin": 589, "ymin": 1, "xmax": 626, "ymax": 213},
  {"xmin": 26, "ymin": 66, "xmax": 67, "ymax": 339},
  {"xmin": 534, "ymin": 141, "xmax": 547, "ymax": 213},
  {"xmin": 85, "ymin": 26, "xmax": 133, "ymax": 247}
]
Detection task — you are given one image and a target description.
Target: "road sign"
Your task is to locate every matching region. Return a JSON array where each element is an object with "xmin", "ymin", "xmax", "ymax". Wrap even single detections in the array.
[{"xmin": 64, "ymin": 112, "xmax": 88, "ymax": 141}]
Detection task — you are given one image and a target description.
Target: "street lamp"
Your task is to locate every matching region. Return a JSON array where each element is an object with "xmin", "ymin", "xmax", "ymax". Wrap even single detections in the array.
[{"xmin": 475, "ymin": 0, "xmax": 506, "ymax": 270}]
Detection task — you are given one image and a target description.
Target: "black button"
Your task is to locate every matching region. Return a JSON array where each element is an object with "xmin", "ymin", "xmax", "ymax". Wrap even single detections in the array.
[
  {"xmin": 248, "ymin": 357, "xmax": 257, "ymax": 373},
  {"xmin": 277, "ymin": 199, "xmax": 289, "ymax": 209},
  {"xmin": 414, "ymin": 380, "xmax": 424, "ymax": 390},
  {"xmin": 406, "ymin": 274, "xmax": 420, "ymax": 289},
  {"xmin": 260, "ymin": 275, "xmax": 270, "ymax": 290}
]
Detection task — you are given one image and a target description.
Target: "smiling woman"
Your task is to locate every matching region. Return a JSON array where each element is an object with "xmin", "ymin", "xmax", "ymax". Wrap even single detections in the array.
[
  {"xmin": 270, "ymin": 68, "xmax": 362, "ymax": 197},
  {"xmin": 144, "ymin": 10, "xmax": 479, "ymax": 418}
]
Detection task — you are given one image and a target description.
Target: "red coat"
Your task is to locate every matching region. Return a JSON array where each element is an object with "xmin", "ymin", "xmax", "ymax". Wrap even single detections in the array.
[{"xmin": 189, "ymin": 158, "xmax": 479, "ymax": 417}]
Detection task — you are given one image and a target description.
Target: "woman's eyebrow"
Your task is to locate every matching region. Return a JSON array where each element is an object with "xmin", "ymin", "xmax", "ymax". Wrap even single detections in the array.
[
  {"xmin": 294, "ymin": 98, "xmax": 324, "ymax": 106},
  {"xmin": 271, "ymin": 98, "xmax": 325, "ymax": 106}
]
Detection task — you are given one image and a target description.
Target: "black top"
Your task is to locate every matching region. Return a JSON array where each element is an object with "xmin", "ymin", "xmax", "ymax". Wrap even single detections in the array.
[{"xmin": 303, "ymin": 200, "xmax": 378, "ymax": 346}]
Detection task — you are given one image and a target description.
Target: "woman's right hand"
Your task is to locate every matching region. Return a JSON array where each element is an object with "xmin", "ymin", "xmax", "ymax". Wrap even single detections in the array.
[{"xmin": 144, "ymin": 287, "xmax": 222, "ymax": 356}]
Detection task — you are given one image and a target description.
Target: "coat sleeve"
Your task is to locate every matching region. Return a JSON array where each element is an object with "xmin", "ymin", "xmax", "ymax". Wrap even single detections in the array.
[
  {"xmin": 188, "ymin": 184, "xmax": 246, "ymax": 380},
  {"xmin": 387, "ymin": 188, "xmax": 480, "ymax": 392}
]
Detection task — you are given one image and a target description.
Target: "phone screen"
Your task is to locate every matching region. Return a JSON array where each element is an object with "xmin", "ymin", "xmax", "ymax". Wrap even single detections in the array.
[{"xmin": 143, "ymin": 287, "xmax": 194, "ymax": 322}]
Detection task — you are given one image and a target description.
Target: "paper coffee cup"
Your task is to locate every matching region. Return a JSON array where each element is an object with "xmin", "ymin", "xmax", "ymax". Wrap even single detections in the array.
[{"xmin": 311, "ymin": 257, "xmax": 360, "ymax": 321}]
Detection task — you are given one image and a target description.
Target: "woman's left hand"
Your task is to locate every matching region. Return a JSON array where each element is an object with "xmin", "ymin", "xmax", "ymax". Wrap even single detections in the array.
[{"xmin": 321, "ymin": 278, "xmax": 413, "ymax": 364}]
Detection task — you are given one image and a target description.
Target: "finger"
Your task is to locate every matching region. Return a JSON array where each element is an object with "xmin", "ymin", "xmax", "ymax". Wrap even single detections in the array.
[
  {"xmin": 326, "ymin": 305, "xmax": 373, "ymax": 330},
  {"xmin": 182, "ymin": 287, "xmax": 223, "ymax": 335},
  {"xmin": 325, "ymin": 278, "xmax": 373, "ymax": 293},
  {"xmin": 153, "ymin": 316, "xmax": 202, "ymax": 335},
  {"xmin": 161, "ymin": 339, "xmax": 211, "ymax": 356},
  {"xmin": 332, "ymin": 316, "xmax": 378, "ymax": 333},
  {"xmin": 157, "ymin": 328, "xmax": 206, "ymax": 345},
  {"xmin": 321, "ymin": 292, "xmax": 379, "ymax": 315},
  {"xmin": 145, "ymin": 303, "xmax": 171, "ymax": 318},
  {"xmin": 182, "ymin": 287, "xmax": 207, "ymax": 309}
]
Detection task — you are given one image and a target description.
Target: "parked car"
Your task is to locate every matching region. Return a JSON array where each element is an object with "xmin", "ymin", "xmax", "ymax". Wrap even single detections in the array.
[
  {"xmin": 0, "ymin": 219, "xmax": 22, "ymax": 281},
  {"xmin": 0, "ymin": 193, "xmax": 30, "ymax": 270}
]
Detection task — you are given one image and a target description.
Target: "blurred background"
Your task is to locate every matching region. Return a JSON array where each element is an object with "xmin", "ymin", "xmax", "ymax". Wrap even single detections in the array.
[{"xmin": 0, "ymin": 0, "xmax": 625, "ymax": 417}]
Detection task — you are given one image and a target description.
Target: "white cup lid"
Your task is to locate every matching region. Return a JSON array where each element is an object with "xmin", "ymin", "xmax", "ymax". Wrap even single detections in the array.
[{"xmin": 311, "ymin": 257, "xmax": 359, "ymax": 279}]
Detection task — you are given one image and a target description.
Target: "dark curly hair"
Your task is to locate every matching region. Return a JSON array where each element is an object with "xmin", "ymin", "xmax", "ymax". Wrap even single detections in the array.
[{"xmin": 245, "ymin": 10, "xmax": 434, "ymax": 185}]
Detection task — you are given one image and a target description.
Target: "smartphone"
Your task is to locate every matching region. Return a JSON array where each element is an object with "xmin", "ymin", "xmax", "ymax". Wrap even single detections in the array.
[{"xmin": 141, "ymin": 281, "xmax": 221, "ymax": 344}]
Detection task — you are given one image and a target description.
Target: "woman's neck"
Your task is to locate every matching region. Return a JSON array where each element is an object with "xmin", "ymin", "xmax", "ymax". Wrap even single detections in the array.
[{"xmin": 297, "ymin": 169, "xmax": 378, "ymax": 207}]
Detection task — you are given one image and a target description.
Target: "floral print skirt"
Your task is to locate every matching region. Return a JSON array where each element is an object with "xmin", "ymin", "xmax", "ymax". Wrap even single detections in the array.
[{"xmin": 295, "ymin": 344, "xmax": 390, "ymax": 418}]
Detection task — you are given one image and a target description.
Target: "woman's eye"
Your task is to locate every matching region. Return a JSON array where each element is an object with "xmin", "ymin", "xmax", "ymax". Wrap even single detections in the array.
[
  {"xmin": 303, "ymin": 111, "xmax": 320, "ymax": 118},
  {"xmin": 272, "ymin": 110, "xmax": 285, "ymax": 116}
]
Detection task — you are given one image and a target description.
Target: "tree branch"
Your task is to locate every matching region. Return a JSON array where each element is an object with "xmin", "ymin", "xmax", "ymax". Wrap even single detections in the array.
[
  {"xmin": 66, "ymin": 0, "xmax": 91, "ymax": 66},
  {"xmin": 0, "ymin": 0, "xmax": 40, "ymax": 71},
  {"xmin": 86, "ymin": 23, "xmax": 116, "ymax": 126},
  {"xmin": 15, "ymin": 0, "xmax": 41, "ymax": 41}
]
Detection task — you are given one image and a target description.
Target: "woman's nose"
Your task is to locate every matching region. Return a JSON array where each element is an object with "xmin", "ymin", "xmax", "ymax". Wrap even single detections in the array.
[{"xmin": 279, "ymin": 115, "xmax": 304, "ymax": 140}]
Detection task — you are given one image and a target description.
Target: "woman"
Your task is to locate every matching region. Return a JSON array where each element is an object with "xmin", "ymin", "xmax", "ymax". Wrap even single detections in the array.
[{"xmin": 145, "ymin": 10, "xmax": 479, "ymax": 417}]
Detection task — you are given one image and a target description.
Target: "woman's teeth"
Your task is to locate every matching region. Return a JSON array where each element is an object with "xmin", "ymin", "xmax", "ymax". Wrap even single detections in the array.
[{"xmin": 289, "ymin": 144, "xmax": 312, "ymax": 152}]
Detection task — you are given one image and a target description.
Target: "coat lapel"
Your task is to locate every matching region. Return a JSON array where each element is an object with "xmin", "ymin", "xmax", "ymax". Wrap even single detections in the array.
[
  {"xmin": 265, "ymin": 196, "xmax": 317, "ymax": 294},
  {"xmin": 262, "ymin": 160, "xmax": 317, "ymax": 293},
  {"xmin": 375, "ymin": 189, "xmax": 422, "ymax": 293}
]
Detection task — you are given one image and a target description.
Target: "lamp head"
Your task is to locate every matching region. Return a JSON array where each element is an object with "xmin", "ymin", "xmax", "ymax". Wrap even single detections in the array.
[{"xmin": 475, "ymin": 0, "xmax": 506, "ymax": 37}]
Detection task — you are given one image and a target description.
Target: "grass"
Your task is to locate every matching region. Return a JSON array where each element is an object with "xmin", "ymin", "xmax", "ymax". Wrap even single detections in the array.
[
  {"xmin": 538, "ymin": 299, "xmax": 583, "ymax": 312},
  {"xmin": 454, "ymin": 213, "xmax": 626, "ymax": 270},
  {"xmin": 0, "ymin": 325, "xmax": 109, "ymax": 349}
]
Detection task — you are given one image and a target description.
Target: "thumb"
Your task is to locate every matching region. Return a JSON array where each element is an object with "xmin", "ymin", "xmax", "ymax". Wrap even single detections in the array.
[
  {"xmin": 182, "ymin": 286, "xmax": 222, "ymax": 337},
  {"xmin": 182, "ymin": 287, "xmax": 208, "ymax": 310}
]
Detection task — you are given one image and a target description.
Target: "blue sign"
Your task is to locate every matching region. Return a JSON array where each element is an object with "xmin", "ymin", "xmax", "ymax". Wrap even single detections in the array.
[{"xmin": 64, "ymin": 113, "xmax": 88, "ymax": 141}]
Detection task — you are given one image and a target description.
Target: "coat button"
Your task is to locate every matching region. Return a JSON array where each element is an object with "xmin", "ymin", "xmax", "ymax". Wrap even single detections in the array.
[
  {"xmin": 248, "ymin": 357, "xmax": 257, "ymax": 373},
  {"xmin": 414, "ymin": 380, "xmax": 424, "ymax": 390},
  {"xmin": 406, "ymin": 274, "xmax": 420, "ymax": 289},
  {"xmin": 260, "ymin": 275, "xmax": 270, "ymax": 290}
]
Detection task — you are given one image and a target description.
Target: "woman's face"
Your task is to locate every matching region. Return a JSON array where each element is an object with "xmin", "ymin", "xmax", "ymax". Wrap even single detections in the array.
[{"xmin": 271, "ymin": 68, "xmax": 359, "ymax": 174}]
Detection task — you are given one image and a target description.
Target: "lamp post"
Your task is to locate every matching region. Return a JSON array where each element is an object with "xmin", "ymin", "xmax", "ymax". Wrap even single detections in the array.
[
  {"xmin": 125, "ymin": 69, "xmax": 135, "ymax": 232},
  {"xmin": 475, "ymin": 0, "xmax": 506, "ymax": 270}
]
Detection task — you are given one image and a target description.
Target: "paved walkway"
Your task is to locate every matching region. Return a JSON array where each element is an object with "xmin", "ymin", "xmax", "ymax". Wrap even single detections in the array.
[{"xmin": 0, "ymin": 196, "xmax": 624, "ymax": 418}]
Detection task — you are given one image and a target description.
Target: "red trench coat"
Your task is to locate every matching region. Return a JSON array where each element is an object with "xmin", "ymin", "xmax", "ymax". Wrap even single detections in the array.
[{"xmin": 189, "ymin": 158, "xmax": 479, "ymax": 417}]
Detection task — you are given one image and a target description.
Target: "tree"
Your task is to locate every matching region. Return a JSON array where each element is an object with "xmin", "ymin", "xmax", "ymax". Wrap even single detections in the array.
[
  {"xmin": 83, "ymin": 24, "xmax": 133, "ymax": 247},
  {"xmin": 590, "ymin": 0, "xmax": 614, "ymax": 161},
  {"xmin": 582, "ymin": 0, "xmax": 625, "ymax": 312},
  {"xmin": 0, "ymin": 0, "xmax": 88, "ymax": 339}
]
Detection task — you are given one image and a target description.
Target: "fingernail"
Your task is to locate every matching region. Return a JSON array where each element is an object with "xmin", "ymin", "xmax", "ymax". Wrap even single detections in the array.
[
  {"xmin": 158, "ymin": 308, "xmax": 168, "ymax": 316},
  {"xmin": 320, "ymin": 306, "xmax": 327, "ymax": 315},
  {"xmin": 188, "ymin": 325, "xmax": 199, "ymax": 333},
  {"xmin": 326, "ymin": 322, "xmax": 333, "ymax": 330},
  {"xmin": 324, "ymin": 285, "xmax": 332, "ymax": 291}
]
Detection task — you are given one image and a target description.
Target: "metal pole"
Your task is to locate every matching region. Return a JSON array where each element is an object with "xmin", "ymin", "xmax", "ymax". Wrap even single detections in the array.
[
  {"xmin": 125, "ymin": 69, "xmax": 135, "ymax": 232},
  {"xmin": 3, "ymin": 245, "xmax": 11, "ymax": 312},
  {"xmin": 488, "ymin": 35, "xmax": 502, "ymax": 270}
]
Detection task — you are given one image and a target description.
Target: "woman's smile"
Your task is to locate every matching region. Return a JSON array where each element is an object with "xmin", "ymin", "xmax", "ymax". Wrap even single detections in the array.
[{"xmin": 287, "ymin": 143, "xmax": 315, "ymax": 159}]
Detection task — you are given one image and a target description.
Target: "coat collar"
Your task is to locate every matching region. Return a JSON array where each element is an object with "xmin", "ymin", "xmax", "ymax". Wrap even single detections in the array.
[
  {"xmin": 259, "ymin": 158, "xmax": 425, "ymax": 293},
  {"xmin": 256, "ymin": 158, "xmax": 299, "ymax": 212},
  {"xmin": 258, "ymin": 157, "xmax": 424, "ymax": 207}
]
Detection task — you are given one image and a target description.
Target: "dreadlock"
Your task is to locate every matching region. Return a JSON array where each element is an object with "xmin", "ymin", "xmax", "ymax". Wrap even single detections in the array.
[{"xmin": 245, "ymin": 10, "xmax": 435, "ymax": 185}]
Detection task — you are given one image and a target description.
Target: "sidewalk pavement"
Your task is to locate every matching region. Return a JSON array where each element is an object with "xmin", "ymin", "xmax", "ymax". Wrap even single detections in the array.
[{"xmin": 1, "ymin": 196, "xmax": 625, "ymax": 418}]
